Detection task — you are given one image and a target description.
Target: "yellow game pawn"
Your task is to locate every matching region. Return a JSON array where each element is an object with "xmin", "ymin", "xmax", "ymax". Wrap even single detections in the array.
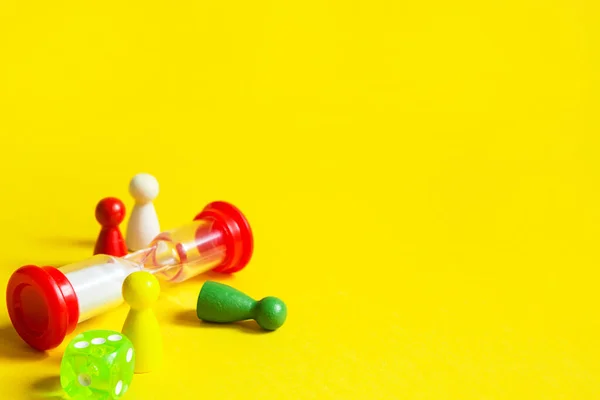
[{"xmin": 121, "ymin": 271, "xmax": 162, "ymax": 374}]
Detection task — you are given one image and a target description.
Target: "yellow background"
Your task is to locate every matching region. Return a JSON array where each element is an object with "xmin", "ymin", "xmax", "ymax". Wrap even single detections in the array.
[{"xmin": 0, "ymin": 0, "xmax": 599, "ymax": 398}]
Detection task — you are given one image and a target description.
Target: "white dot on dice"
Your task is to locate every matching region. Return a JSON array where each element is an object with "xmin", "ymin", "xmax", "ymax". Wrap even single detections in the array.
[
  {"xmin": 126, "ymin": 348, "xmax": 133, "ymax": 362},
  {"xmin": 74, "ymin": 341, "xmax": 89, "ymax": 349},
  {"xmin": 108, "ymin": 334, "xmax": 122, "ymax": 342},
  {"xmin": 91, "ymin": 338, "xmax": 106, "ymax": 345},
  {"xmin": 115, "ymin": 380, "xmax": 123, "ymax": 395},
  {"xmin": 78, "ymin": 374, "xmax": 92, "ymax": 387}
]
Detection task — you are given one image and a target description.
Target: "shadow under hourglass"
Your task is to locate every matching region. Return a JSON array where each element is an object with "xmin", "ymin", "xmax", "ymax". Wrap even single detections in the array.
[{"xmin": 0, "ymin": 325, "xmax": 48, "ymax": 361}]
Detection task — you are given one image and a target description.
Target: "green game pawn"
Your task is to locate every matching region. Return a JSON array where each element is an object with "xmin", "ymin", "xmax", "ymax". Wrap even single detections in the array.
[{"xmin": 196, "ymin": 281, "xmax": 287, "ymax": 331}]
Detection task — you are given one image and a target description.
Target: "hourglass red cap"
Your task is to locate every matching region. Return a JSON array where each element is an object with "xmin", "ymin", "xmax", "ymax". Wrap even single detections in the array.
[
  {"xmin": 194, "ymin": 201, "xmax": 254, "ymax": 273},
  {"xmin": 6, "ymin": 265, "xmax": 79, "ymax": 351}
]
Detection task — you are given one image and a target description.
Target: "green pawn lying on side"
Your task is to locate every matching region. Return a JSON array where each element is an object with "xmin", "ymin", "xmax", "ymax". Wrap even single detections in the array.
[{"xmin": 196, "ymin": 281, "xmax": 287, "ymax": 331}]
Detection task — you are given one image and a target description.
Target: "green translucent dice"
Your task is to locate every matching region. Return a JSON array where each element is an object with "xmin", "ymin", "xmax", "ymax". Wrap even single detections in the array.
[{"xmin": 60, "ymin": 330, "xmax": 135, "ymax": 399}]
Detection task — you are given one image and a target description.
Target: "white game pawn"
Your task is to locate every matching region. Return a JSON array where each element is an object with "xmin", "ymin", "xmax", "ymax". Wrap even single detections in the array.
[{"xmin": 126, "ymin": 173, "xmax": 161, "ymax": 251}]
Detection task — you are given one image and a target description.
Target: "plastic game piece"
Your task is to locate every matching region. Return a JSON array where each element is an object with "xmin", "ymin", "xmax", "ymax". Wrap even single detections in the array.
[
  {"xmin": 94, "ymin": 197, "xmax": 127, "ymax": 257},
  {"xmin": 121, "ymin": 271, "xmax": 162, "ymax": 374},
  {"xmin": 6, "ymin": 201, "xmax": 253, "ymax": 350},
  {"xmin": 126, "ymin": 173, "xmax": 160, "ymax": 251},
  {"xmin": 196, "ymin": 281, "xmax": 287, "ymax": 331},
  {"xmin": 60, "ymin": 329, "xmax": 135, "ymax": 399}
]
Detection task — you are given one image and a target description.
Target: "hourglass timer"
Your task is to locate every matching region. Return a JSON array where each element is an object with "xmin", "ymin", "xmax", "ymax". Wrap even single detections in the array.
[{"xmin": 6, "ymin": 201, "xmax": 253, "ymax": 351}]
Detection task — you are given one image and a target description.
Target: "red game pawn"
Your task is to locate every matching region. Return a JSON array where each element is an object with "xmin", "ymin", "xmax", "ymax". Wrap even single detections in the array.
[{"xmin": 94, "ymin": 197, "xmax": 127, "ymax": 257}]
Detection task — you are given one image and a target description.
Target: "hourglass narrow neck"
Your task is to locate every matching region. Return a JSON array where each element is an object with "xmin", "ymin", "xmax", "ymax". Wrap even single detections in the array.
[{"xmin": 123, "ymin": 219, "xmax": 228, "ymax": 283}]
